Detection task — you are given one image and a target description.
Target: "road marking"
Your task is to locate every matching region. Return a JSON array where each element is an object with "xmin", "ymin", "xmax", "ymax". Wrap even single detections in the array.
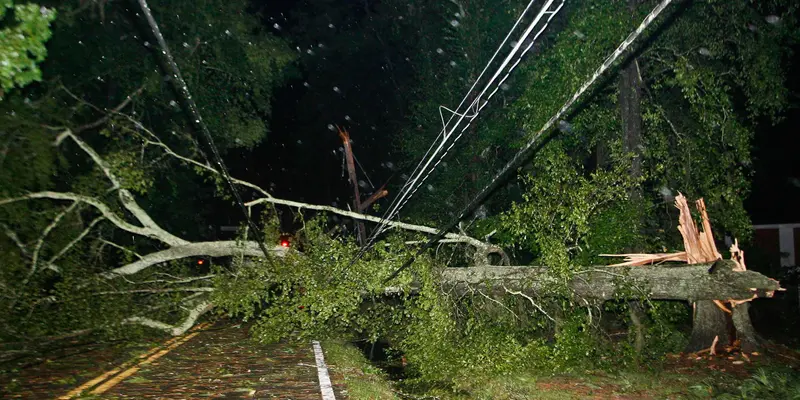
[
  {"xmin": 312, "ymin": 340, "xmax": 336, "ymax": 400},
  {"xmin": 57, "ymin": 322, "xmax": 210, "ymax": 399}
]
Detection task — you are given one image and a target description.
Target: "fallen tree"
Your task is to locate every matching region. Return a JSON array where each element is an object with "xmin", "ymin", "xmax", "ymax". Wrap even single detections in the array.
[
  {"xmin": 442, "ymin": 260, "xmax": 780, "ymax": 302},
  {"xmin": 0, "ymin": 93, "xmax": 782, "ymax": 352}
]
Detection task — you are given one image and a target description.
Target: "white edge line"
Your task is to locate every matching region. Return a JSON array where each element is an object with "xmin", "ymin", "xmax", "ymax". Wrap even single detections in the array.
[{"xmin": 312, "ymin": 340, "xmax": 336, "ymax": 400}]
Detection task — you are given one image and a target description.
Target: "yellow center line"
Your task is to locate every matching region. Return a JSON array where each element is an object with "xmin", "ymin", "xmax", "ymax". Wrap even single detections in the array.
[
  {"xmin": 57, "ymin": 322, "xmax": 211, "ymax": 399},
  {"xmin": 90, "ymin": 332, "xmax": 200, "ymax": 394}
]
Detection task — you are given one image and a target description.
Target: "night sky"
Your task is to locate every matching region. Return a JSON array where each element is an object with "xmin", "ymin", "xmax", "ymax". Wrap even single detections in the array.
[{"xmin": 230, "ymin": 0, "xmax": 406, "ymax": 230}]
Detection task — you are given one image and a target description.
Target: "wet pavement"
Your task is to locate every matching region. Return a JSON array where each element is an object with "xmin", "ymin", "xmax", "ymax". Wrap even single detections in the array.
[{"xmin": 1, "ymin": 321, "xmax": 347, "ymax": 399}]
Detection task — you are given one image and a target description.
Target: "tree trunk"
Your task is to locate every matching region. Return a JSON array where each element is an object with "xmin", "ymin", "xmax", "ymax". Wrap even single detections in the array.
[
  {"xmin": 732, "ymin": 303, "xmax": 761, "ymax": 353},
  {"xmin": 629, "ymin": 301, "xmax": 646, "ymax": 354},
  {"xmin": 685, "ymin": 300, "xmax": 731, "ymax": 352},
  {"xmin": 440, "ymin": 260, "xmax": 781, "ymax": 302},
  {"xmin": 619, "ymin": 0, "xmax": 646, "ymax": 353}
]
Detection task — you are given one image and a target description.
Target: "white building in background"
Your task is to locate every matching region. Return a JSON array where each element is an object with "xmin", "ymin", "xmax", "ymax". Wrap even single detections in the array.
[{"xmin": 750, "ymin": 223, "xmax": 800, "ymax": 267}]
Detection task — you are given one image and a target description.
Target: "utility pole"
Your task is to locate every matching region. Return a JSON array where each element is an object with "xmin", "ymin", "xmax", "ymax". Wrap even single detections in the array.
[{"xmin": 338, "ymin": 127, "xmax": 367, "ymax": 245}]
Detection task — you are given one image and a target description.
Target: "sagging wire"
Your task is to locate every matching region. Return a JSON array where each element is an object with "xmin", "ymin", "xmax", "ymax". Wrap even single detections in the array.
[
  {"xmin": 347, "ymin": 0, "xmax": 564, "ymax": 269},
  {"xmin": 383, "ymin": 0, "xmax": 677, "ymax": 283}
]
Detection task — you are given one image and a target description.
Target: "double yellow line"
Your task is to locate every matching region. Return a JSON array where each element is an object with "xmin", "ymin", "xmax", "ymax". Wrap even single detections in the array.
[{"xmin": 58, "ymin": 322, "xmax": 211, "ymax": 399}]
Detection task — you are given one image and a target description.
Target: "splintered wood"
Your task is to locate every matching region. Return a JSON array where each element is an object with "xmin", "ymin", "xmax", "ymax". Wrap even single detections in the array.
[
  {"xmin": 729, "ymin": 238, "xmax": 746, "ymax": 272},
  {"xmin": 602, "ymin": 193, "xmax": 727, "ymax": 267},
  {"xmin": 678, "ymin": 194, "xmax": 722, "ymax": 264}
]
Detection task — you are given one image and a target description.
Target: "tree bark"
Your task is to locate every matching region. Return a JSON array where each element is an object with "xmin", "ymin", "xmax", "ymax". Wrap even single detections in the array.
[
  {"xmin": 619, "ymin": 0, "xmax": 646, "ymax": 353},
  {"xmin": 686, "ymin": 300, "xmax": 731, "ymax": 352},
  {"xmin": 629, "ymin": 301, "xmax": 646, "ymax": 354},
  {"xmin": 731, "ymin": 303, "xmax": 761, "ymax": 353},
  {"xmin": 440, "ymin": 260, "xmax": 781, "ymax": 302}
]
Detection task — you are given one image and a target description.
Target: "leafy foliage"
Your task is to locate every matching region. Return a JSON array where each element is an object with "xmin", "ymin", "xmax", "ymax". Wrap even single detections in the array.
[{"xmin": 0, "ymin": 0, "xmax": 56, "ymax": 99}]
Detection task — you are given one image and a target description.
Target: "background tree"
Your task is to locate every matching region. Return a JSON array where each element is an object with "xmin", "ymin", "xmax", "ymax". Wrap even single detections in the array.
[
  {"xmin": 389, "ymin": 0, "xmax": 797, "ymax": 353},
  {"xmin": 0, "ymin": 0, "xmax": 56, "ymax": 99}
]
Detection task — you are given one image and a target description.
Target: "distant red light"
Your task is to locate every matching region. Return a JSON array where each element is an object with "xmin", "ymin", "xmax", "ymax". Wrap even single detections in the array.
[
  {"xmin": 197, "ymin": 259, "xmax": 204, "ymax": 265},
  {"xmin": 280, "ymin": 240, "xmax": 290, "ymax": 248}
]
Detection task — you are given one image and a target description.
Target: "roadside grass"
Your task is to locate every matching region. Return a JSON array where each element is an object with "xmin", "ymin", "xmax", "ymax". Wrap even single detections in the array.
[
  {"xmin": 321, "ymin": 339, "xmax": 400, "ymax": 399},
  {"xmin": 411, "ymin": 369, "xmax": 696, "ymax": 399},
  {"xmin": 395, "ymin": 361, "xmax": 800, "ymax": 399}
]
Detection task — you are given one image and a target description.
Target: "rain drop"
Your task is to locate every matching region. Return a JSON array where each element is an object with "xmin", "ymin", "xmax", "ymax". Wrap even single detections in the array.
[
  {"xmin": 328, "ymin": 124, "xmax": 335, "ymax": 131},
  {"xmin": 273, "ymin": 23, "xmax": 281, "ymax": 30},
  {"xmin": 436, "ymin": 48, "xmax": 444, "ymax": 54},
  {"xmin": 303, "ymin": 82, "xmax": 310, "ymax": 87},
  {"xmin": 450, "ymin": 20, "xmax": 460, "ymax": 27},
  {"xmin": 328, "ymin": 23, "xmax": 335, "ymax": 29},
  {"xmin": 450, "ymin": 61, "xmax": 457, "ymax": 67},
  {"xmin": 333, "ymin": 86, "xmax": 341, "ymax": 93},
  {"xmin": 344, "ymin": 115, "xmax": 351, "ymax": 121},
  {"xmin": 765, "ymin": 15, "xmax": 780, "ymax": 25},
  {"xmin": 427, "ymin": 184, "xmax": 435, "ymax": 192}
]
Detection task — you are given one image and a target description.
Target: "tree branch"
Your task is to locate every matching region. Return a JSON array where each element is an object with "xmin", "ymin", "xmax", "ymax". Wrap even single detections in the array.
[
  {"xmin": 29, "ymin": 202, "xmax": 78, "ymax": 282},
  {"xmin": 95, "ymin": 287, "xmax": 214, "ymax": 295},
  {"xmin": 2, "ymin": 223, "xmax": 29, "ymax": 257},
  {"xmin": 132, "ymin": 125, "xmax": 499, "ymax": 257},
  {"xmin": 135, "ymin": 274, "xmax": 216, "ymax": 285},
  {"xmin": 115, "ymin": 118, "xmax": 271, "ymax": 199},
  {"xmin": 97, "ymin": 238, "xmax": 143, "ymax": 259},
  {"xmin": 102, "ymin": 241, "xmax": 288, "ymax": 278},
  {"xmin": 124, "ymin": 300, "xmax": 213, "ymax": 336},
  {"xmin": 0, "ymin": 191, "xmax": 186, "ymax": 247},
  {"xmin": 69, "ymin": 85, "xmax": 145, "ymax": 134},
  {"xmin": 54, "ymin": 130, "xmax": 187, "ymax": 246},
  {"xmin": 48, "ymin": 216, "xmax": 105, "ymax": 267},
  {"xmin": 503, "ymin": 286, "xmax": 555, "ymax": 322}
]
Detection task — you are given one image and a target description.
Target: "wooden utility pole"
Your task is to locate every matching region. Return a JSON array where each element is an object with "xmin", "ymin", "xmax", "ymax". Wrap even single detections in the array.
[{"xmin": 338, "ymin": 127, "xmax": 367, "ymax": 245}]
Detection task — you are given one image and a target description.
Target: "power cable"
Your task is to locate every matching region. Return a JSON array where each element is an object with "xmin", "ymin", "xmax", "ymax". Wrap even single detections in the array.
[
  {"xmin": 348, "ymin": 0, "xmax": 565, "ymax": 267},
  {"xmin": 383, "ymin": 0, "xmax": 676, "ymax": 283},
  {"xmin": 374, "ymin": 0, "xmax": 563, "ymax": 239},
  {"xmin": 135, "ymin": 0, "xmax": 275, "ymax": 262}
]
